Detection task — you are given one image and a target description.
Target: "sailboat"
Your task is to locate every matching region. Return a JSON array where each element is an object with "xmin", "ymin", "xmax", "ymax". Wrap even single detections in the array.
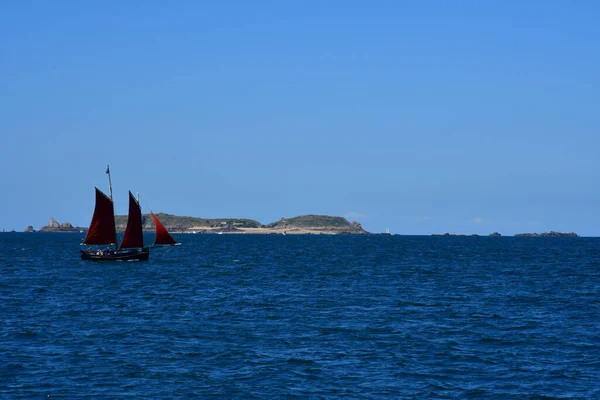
[
  {"xmin": 80, "ymin": 187, "xmax": 150, "ymax": 261},
  {"xmin": 80, "ymin": 166, "xmax": 177, "ymax": 261}
]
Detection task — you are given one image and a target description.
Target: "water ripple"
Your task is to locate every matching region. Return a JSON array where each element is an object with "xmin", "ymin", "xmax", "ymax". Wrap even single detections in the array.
[{"xmin": 0, "ymin": 233, "xmax": 598, "ymax": 398}]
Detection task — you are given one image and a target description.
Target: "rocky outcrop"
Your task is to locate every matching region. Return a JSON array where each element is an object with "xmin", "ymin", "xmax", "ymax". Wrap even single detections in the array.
[
  {"xmin": 39, "ymin": 218, "xmax": 85, "ymax": 232},
  {"xmin": 349, "ymin": 221, "xmax": 366, "ymax": 233},
  {"xmin": 515, "ymin": 231, "xmax": 579, "ymax": 237},
  {"xmin": 489, "ymin": 232, "xmax": 502, "ymax": 237},
  {"xmin": 25, "ymin": 225, "xmax": 35, "ymax": 232},
  {"xmin": 214, "ymin": 223, "xmax": 242, "ymax": 233}
]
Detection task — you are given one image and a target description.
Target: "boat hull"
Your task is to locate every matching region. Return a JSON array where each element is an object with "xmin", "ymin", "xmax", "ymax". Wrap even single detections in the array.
[{"xmin": 80, "ymin": 248, "xmax": 150, "ymax": 261}]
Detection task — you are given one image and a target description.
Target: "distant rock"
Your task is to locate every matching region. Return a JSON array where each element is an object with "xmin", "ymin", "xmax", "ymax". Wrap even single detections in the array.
[
  {"xmin": 515, "ymin": 231, "xmax": 579, "ymax": 237},
  {"xmin": 214, "ymin": 223, "xmax": 242, "ymax": 233},
  {"xmin": 489, "ymin": 232, "xmax": 502, "ymax": 237},
  {"xmin": 25, "ymin": 225, "xmax": 35, "ymax": 232},
  {"xmin": 39, "ymin": 218, "xmax": 85, "ymax": 232},
  {"xmin": 348, "ymin": 221, "xmax": 367, "ymax": 234}
]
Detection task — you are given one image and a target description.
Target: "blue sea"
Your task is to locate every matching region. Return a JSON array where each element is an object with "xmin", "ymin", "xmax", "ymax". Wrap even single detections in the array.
[{"xmin": 1, "ymin": 233, "xmax": 598, "ymax": 399}]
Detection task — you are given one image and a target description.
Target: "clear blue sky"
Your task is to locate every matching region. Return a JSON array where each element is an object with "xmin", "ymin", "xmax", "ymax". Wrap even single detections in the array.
[{"xmin": 1, "ymin": 1, "xmax": 599, "ymax": 235}]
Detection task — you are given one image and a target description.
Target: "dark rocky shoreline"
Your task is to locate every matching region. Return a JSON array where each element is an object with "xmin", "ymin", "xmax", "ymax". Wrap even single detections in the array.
[
  {"xmin": 430, "ymin": 231, "xmax": 579, "ymax": 237},
  {"xmin": 514, "ymin": 231, "xmax": 579, "ymax": 237}
]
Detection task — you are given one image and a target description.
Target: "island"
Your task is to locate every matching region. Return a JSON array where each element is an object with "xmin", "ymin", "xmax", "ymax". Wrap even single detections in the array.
[
  {"xmin": 116, "ymin": 214, "xmax": 368, "ymax": 235},
  {"xmin": 38, "ymin": 214, "xmax": 369, "ymax": 235},
  {"xmin": 515, "ymin": 231, "xmax": 579, "ymax": 237}
]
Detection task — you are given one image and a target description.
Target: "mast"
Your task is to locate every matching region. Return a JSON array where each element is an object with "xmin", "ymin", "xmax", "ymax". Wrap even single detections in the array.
[
  {"xmin": 106, "ymin": 165, "xmax": 113, "ymax": 202},
  {"xmin": 106, "ymin": 165, "xmax": 118, "ymax": 249}
]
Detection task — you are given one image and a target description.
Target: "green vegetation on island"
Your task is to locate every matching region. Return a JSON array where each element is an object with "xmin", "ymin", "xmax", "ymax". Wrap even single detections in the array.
[
  {"xmin": 114, "ymin": 213, "xmax": 262, "ymax": 232},
  {"xmin": 267, "ymin": 215, "xmax": 356, "ymax": 229},
  {"xmin": 265, "ymin": 215, "xmax": 367, "ymax": 234}
]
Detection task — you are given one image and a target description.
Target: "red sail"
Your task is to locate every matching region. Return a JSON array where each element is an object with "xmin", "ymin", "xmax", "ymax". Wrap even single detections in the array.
[
  {"xmin": 83, "ymin": 188, "xmax": 117, "ymax": 245},
  {"xmin": 151, "ymin": 212, "xmax": 177, "ymax": 245},
  {"xmin": 120, "ymin": 191, "xmax": 144, "ymax": 249}
]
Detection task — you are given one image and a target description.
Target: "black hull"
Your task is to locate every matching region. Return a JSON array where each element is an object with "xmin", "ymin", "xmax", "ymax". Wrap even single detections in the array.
[{"xmin": 81, "ymin": 248, "xmax": 150, "ymax": 261}]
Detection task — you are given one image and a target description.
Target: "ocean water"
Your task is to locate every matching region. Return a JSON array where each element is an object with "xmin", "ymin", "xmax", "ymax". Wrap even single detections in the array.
[{"xmin": 0, "ymin": 233, "xmax": 598, "ymax": 399}]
